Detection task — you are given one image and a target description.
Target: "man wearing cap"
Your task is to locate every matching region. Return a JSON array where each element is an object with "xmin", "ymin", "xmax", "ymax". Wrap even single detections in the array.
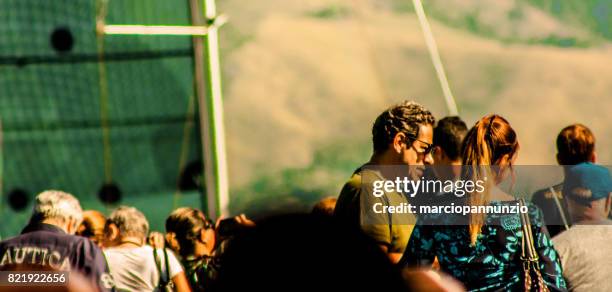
[
  {"xmin": 552, "ymin": 162, "xmax": 612, "ymax": 292},
  {"xmin": 532, "ymin": 124, "xmax": 598, "ymax": 237}
]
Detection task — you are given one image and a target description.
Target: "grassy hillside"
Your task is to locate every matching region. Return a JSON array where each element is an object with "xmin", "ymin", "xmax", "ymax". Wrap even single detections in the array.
[
  {"xmin": 392, "ymin": 0, "xmax": 610, "ymax": 47},
  {"xmin": 525, "ymin": 0, "xmax": 611, "ymax": 40},
  {"xmin": 217, "ymin": 0, "xmax": 612, "ymax": 214}
]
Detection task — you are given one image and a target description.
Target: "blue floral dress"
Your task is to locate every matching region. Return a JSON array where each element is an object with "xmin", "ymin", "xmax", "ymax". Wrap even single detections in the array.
[{"xmin": 401, "ymin": 200, "xmax": 567, "ymax": 291}]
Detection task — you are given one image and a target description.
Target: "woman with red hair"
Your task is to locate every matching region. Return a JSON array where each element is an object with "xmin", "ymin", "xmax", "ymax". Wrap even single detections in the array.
[{"xmin": 400, "ymin": 114, "xmax": 566, "ymax": 291}]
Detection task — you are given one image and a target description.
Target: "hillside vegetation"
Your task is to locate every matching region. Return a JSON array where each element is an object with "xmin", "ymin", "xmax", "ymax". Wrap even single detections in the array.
[{"xmin": 216, "ymin": 0, "xmax": 612, "ymax": 213}]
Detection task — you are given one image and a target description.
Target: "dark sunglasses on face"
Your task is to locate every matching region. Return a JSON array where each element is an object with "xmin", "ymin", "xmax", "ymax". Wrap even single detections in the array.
[
  {"xmin": 404, "ymin": 135, "xmax": 434, "ymax": 155},
  {"xmin": 204, "ymin": 219, "xmax": 214, "ymax": 230}
]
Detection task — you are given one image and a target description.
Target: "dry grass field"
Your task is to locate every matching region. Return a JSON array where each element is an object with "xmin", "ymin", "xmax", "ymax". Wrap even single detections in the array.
[{"xmin": 216, "ymin": 0, "xmax": 611, "ymax": 212}]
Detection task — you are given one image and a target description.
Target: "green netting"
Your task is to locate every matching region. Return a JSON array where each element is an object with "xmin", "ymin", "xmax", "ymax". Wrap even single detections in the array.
[{"xmin": 0, "ymin": 0, "xmax": 203, "ymax": 237}]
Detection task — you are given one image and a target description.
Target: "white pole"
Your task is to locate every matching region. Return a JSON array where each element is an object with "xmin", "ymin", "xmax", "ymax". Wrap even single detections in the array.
[
  {"xmin": 0, "ymin": 118, "xmax": 3, "ymax": 239},
  {"xmin": 412, "ymin": 0, "xmax": 459, "ymax": 116},
  {"xmin": 190, "ymin": 0, "xmax": 229, "ymax": 219},
  {"xmin": 97, "ymin": 0, "xmax": 229, "ymax": 219},
  {"xmin": 104, "ymin": 25, "xmax": 210, "ymax": 36},
  {"xmin": 0, "ymin": 118, "xmax": 3, "ymax": 211},
  {"xmin": 101, "ymin": 16, "xmax": 228, "ymax": 36}
]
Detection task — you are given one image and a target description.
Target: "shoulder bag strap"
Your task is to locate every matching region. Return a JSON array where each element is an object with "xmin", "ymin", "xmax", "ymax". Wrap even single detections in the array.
[
  {"xmin": 163, "ymin": 248, "xmax": 171, "ymax": 282},
  {"xmin": 548, "ymin": 187, "xmax": 570, "ymax": 231},
  {"xmin": 152, "ymin": 248, "xmax": 167, "ymax": 286},
  {"xmin": 519, "ymin": 199, "xmax": 538, "ymax": 261},
  {"xmin": 520, "ymin": 199, "xmax": 550, "ymax": 292}
]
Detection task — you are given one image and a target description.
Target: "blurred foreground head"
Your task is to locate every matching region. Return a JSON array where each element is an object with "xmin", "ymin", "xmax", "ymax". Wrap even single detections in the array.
[
  {"xmin": 311, "ymin": 197, "xmax": 337, "ymax": 218},
  {"xmin": 214, "ymin": 214, "xmax": 409, "ymax": 292}
]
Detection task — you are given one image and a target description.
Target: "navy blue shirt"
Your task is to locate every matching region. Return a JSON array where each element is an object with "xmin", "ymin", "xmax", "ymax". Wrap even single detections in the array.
[{"xmin": 0, "ymin": 223, "xmax": 114, "ymax": 291}]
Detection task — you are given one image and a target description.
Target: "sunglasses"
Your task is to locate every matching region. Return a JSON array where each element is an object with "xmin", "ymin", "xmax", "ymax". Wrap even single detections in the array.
[
  {"xmin": 404, "ymin": 135, "xmax": 434, "ymax": 155},
  {"xmin": 204, "ymin": 218, "xmax": 214, "ymax": 230}
]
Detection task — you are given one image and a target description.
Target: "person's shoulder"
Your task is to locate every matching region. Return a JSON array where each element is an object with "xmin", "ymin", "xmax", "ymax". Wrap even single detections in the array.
[
  {"xmin": 338, "ymin": 167, "xmax": 367, "ymax": 198},
  {"xmin": 552, "ymin": 227, "xmax": 579, "ymax": 250},
  {"xmin": 162, "ymin": 248, "xmax": 181, "ymax": 264},
  {"xmin": 72, "ymin": 234, "xmax": 93, "ymax": 243},
  {"xmin": 71, "ymin": 236, "xmax": 107, "ymax": 264},
  {"xmin": 152, "ymin": 246, "xmax": 172, "ymax": 255},
  {"xmin": 0, "ymin": 234, "xmax": 23, "ymax": 246},
  {"xmin": 152, "ymin": 246, "xmax": 180, "ymax": 260},
  {"xmin": 13, "ymin": 229, "xmax": 79, "ymax": 246},
  {"xmin": 531, "ymin": 183, "xmax": 563, "ymax": 202},
  {"xmin": 103, "ymin": 247, "xmax": 127, "ymax": 263},
  {"xmin": 107, "ymin": 245, "xmax": 151, "ymax": 255},
  {"xmin": 345, "ymin": 165, "xmax": 388, "ymax": 190},
  {"xmin": 72, "ymin": 234, "xmax": 100, "ymax": 250},
  {"xmin": 344, "ymin": 171, "xmax": 363, "ymax": 190},
  {"xmin": 139, "ymin": 245, "xmax": 158, "ymax": 257},
  {"xmin": 156, "ymin": 248, "xmax": 183, "ymax": 275},
  {"xmin": 531, "ymin": 187, "xmax": 547, "ymax": 201},
  {"xmin": 552, "ymin": 228, "xmax": 572, "ymax": 242},
  {"xmin": 552, "ymin": 222, "xmax": 612, "ymax": 244},
  {"xmin": 525, "ymin": 201, "xmax": 544, "ymax": 217}
]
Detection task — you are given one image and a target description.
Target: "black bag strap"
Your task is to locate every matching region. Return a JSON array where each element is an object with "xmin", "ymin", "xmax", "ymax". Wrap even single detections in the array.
[
  {"xmin": 153, "ymin": 248, "xmax": 170, "ymax": 286},
  {"xmin": 163, "ymin": 248, "xmax": 170, "ymax": 282}
]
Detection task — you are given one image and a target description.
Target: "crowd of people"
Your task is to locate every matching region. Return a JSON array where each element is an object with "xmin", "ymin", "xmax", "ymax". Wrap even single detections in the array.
[{"xmin": 0, "ymin": 100, "xmax": 610, "ymax": 292}]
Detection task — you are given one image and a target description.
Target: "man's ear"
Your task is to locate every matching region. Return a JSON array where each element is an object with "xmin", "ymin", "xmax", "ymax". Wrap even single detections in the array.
[
  {"xmin": 166, "ymin": 232, "xmax": 180, "ymax": 251},
  {"xmin": 66, "ymin": 218, "xmax": 79, "ymax": 235},
  {"xmin": 433, "ymin": 146, "xmax": 445, "ymax": 162},
  {"xmin": 107, "ymin": 223, "xmax": 120, "ymax": 241},
  {"xmin": 199, "ymin": 229, "xmax": 211, "ymax": 247},
  {"xmin": 496, "ymin": 153, "xmax": 510, "ymax": 166},
  {"xmin": 200, "ymin": 229, "xmax": 216, "ymax": 255},
  {"xmin": 392, "ymin": 132, "xmax": 406, "ymax": 154}
]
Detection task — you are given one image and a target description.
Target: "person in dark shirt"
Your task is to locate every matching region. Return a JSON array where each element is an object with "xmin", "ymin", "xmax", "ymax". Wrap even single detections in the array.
[
  {"xmin": 531, "ymin": 124, "xmax": 598, "ymax": 237},
  {"xmin": 0, "ymin": 190, "xmax": 114, "ymax": 292}
]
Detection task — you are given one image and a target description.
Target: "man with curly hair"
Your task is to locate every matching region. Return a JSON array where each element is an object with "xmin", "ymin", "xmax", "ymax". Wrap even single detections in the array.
[{"xmin": 334, "ymin": 100, "xmax": 435, "ymax": 263}]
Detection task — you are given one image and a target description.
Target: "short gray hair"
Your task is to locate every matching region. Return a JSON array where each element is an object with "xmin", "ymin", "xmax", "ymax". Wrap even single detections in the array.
[
  {"xmin": 31, "ymin": 190, "xmax": 83, "ymax": 224},
  {"xmin": 108, "ymin": 206, "xmax": 149, "ymax": 239}
]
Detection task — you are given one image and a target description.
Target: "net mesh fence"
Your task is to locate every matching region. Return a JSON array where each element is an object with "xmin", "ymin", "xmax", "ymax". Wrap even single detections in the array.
[{"xmin": 0, "ymin": 0, "xmax": 204, "ymax": 236}]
